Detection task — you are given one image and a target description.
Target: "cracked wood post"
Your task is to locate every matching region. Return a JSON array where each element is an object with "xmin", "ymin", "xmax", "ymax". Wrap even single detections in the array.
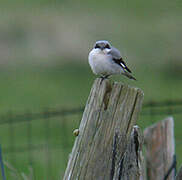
[
  {"xmin": 144, "ymin": 117, "xmax": 175, "ymax": 180},
  {"xmin": 63, "ymin": 78, "xmax": 144, "ymax": 180}
]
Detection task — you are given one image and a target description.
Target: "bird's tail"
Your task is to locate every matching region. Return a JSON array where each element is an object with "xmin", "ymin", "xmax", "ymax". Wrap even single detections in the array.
[{"xmin": 124, "ymin": 72, "xmax": 137, "ymax": 81}]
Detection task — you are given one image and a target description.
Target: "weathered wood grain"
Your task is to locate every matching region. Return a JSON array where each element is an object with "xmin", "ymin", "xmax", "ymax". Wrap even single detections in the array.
[
  {"xmin": 63, "ymin": 78, "xmax": 144, "ymax": 180},
  {"xmin": 144, "ymin": 117, "xmax": 175, "ymax": 180}
]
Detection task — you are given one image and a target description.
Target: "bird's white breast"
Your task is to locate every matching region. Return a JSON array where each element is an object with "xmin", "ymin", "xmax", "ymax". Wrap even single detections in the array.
[{"xmin": 88, "ymin": 49, "xmax": 123, "ymax": 76}]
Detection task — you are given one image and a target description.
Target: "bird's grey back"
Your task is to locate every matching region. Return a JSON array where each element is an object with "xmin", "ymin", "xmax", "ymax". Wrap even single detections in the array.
[{"xmin": 109, "ymin": 46, "xmax": 122, "ymax": 59}]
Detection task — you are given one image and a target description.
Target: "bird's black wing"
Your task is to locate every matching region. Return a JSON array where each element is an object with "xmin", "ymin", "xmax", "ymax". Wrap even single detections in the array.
[
  {"xmin": 112, "ymin": 57, "xmax": 132, "ymax": 73},
  {"xmin": 108, "ymin": 46, "xmax": 132, "ymax": 73}
]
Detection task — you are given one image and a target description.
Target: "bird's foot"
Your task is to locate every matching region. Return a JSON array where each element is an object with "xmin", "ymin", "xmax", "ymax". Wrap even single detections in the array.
[{"xmin": 100, "ymin": 75, "xmax": 110, "ymax": 84}]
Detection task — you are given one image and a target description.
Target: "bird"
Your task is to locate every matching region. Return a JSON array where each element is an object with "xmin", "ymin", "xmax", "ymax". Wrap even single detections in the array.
[{"xmin": 88, "ymin": 40, "xmax": 136, "ymax": 80}]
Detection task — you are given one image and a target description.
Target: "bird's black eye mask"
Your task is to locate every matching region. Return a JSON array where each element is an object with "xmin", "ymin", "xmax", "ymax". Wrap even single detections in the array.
[
  {"xmin": 94, "ymin": 44, "xmax": 100, "ymax": 49},
  {"xmin": 105, "ymin": 44, "xmax": 111, "ymax": 49},
  {"xmin": 94, "ymin": 44, "xmax": 111, "ymax": 49}
]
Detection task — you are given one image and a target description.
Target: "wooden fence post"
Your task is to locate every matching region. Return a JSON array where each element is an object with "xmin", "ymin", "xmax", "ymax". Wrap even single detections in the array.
[
  {"xmin": 144, "ymin": 117, "xmax": 175, "ymax": 180},
  {"xmin": 63, "ymin": 78, "xmax": 144, "ymax": 180}
]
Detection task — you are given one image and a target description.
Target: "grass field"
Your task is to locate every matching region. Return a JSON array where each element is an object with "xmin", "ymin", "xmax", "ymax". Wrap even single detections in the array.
[{"xmin": 0, "ymin": 61, "xmax": 182, "ymax": 113}]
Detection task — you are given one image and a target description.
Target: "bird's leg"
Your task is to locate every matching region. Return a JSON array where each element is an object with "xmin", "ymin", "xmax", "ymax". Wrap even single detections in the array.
[
  {"xmin": 100, "ymin": 75, "xmax": 110, "ymax": 79},
  {"xmin": 104, "ymin": 75, "xmax": 110, "ymax": 79},
  {"xmin": 100, "ymin": 75, "xmax": 110, "ymax": 84}
]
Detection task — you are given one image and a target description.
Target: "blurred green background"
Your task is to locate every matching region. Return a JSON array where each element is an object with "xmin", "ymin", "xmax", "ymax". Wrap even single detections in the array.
[{"xmin": 0, "ymin": 0, "xmax": 182, "ymax": 179}]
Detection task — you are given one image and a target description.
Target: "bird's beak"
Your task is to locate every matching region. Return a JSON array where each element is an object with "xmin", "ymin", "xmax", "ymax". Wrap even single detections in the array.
[{"xmin": 100, "ymin": 47, "xmax": 104, "ymax": 51}]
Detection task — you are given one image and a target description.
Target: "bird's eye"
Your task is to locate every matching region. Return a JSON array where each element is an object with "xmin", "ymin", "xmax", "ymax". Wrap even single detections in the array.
[
  {"xmin": 105, "ymin": 44, "xmax": 110, "ymax": 49},
  {"xmin": 94, "ymin": 44, "xmax": 100, "ymax": 49}
]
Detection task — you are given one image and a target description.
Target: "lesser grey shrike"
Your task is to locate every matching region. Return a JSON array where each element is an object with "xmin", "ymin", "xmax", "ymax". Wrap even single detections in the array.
[{"xmin": 88, "ymin": 40, "xmax": 136, "ymax": 80}]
